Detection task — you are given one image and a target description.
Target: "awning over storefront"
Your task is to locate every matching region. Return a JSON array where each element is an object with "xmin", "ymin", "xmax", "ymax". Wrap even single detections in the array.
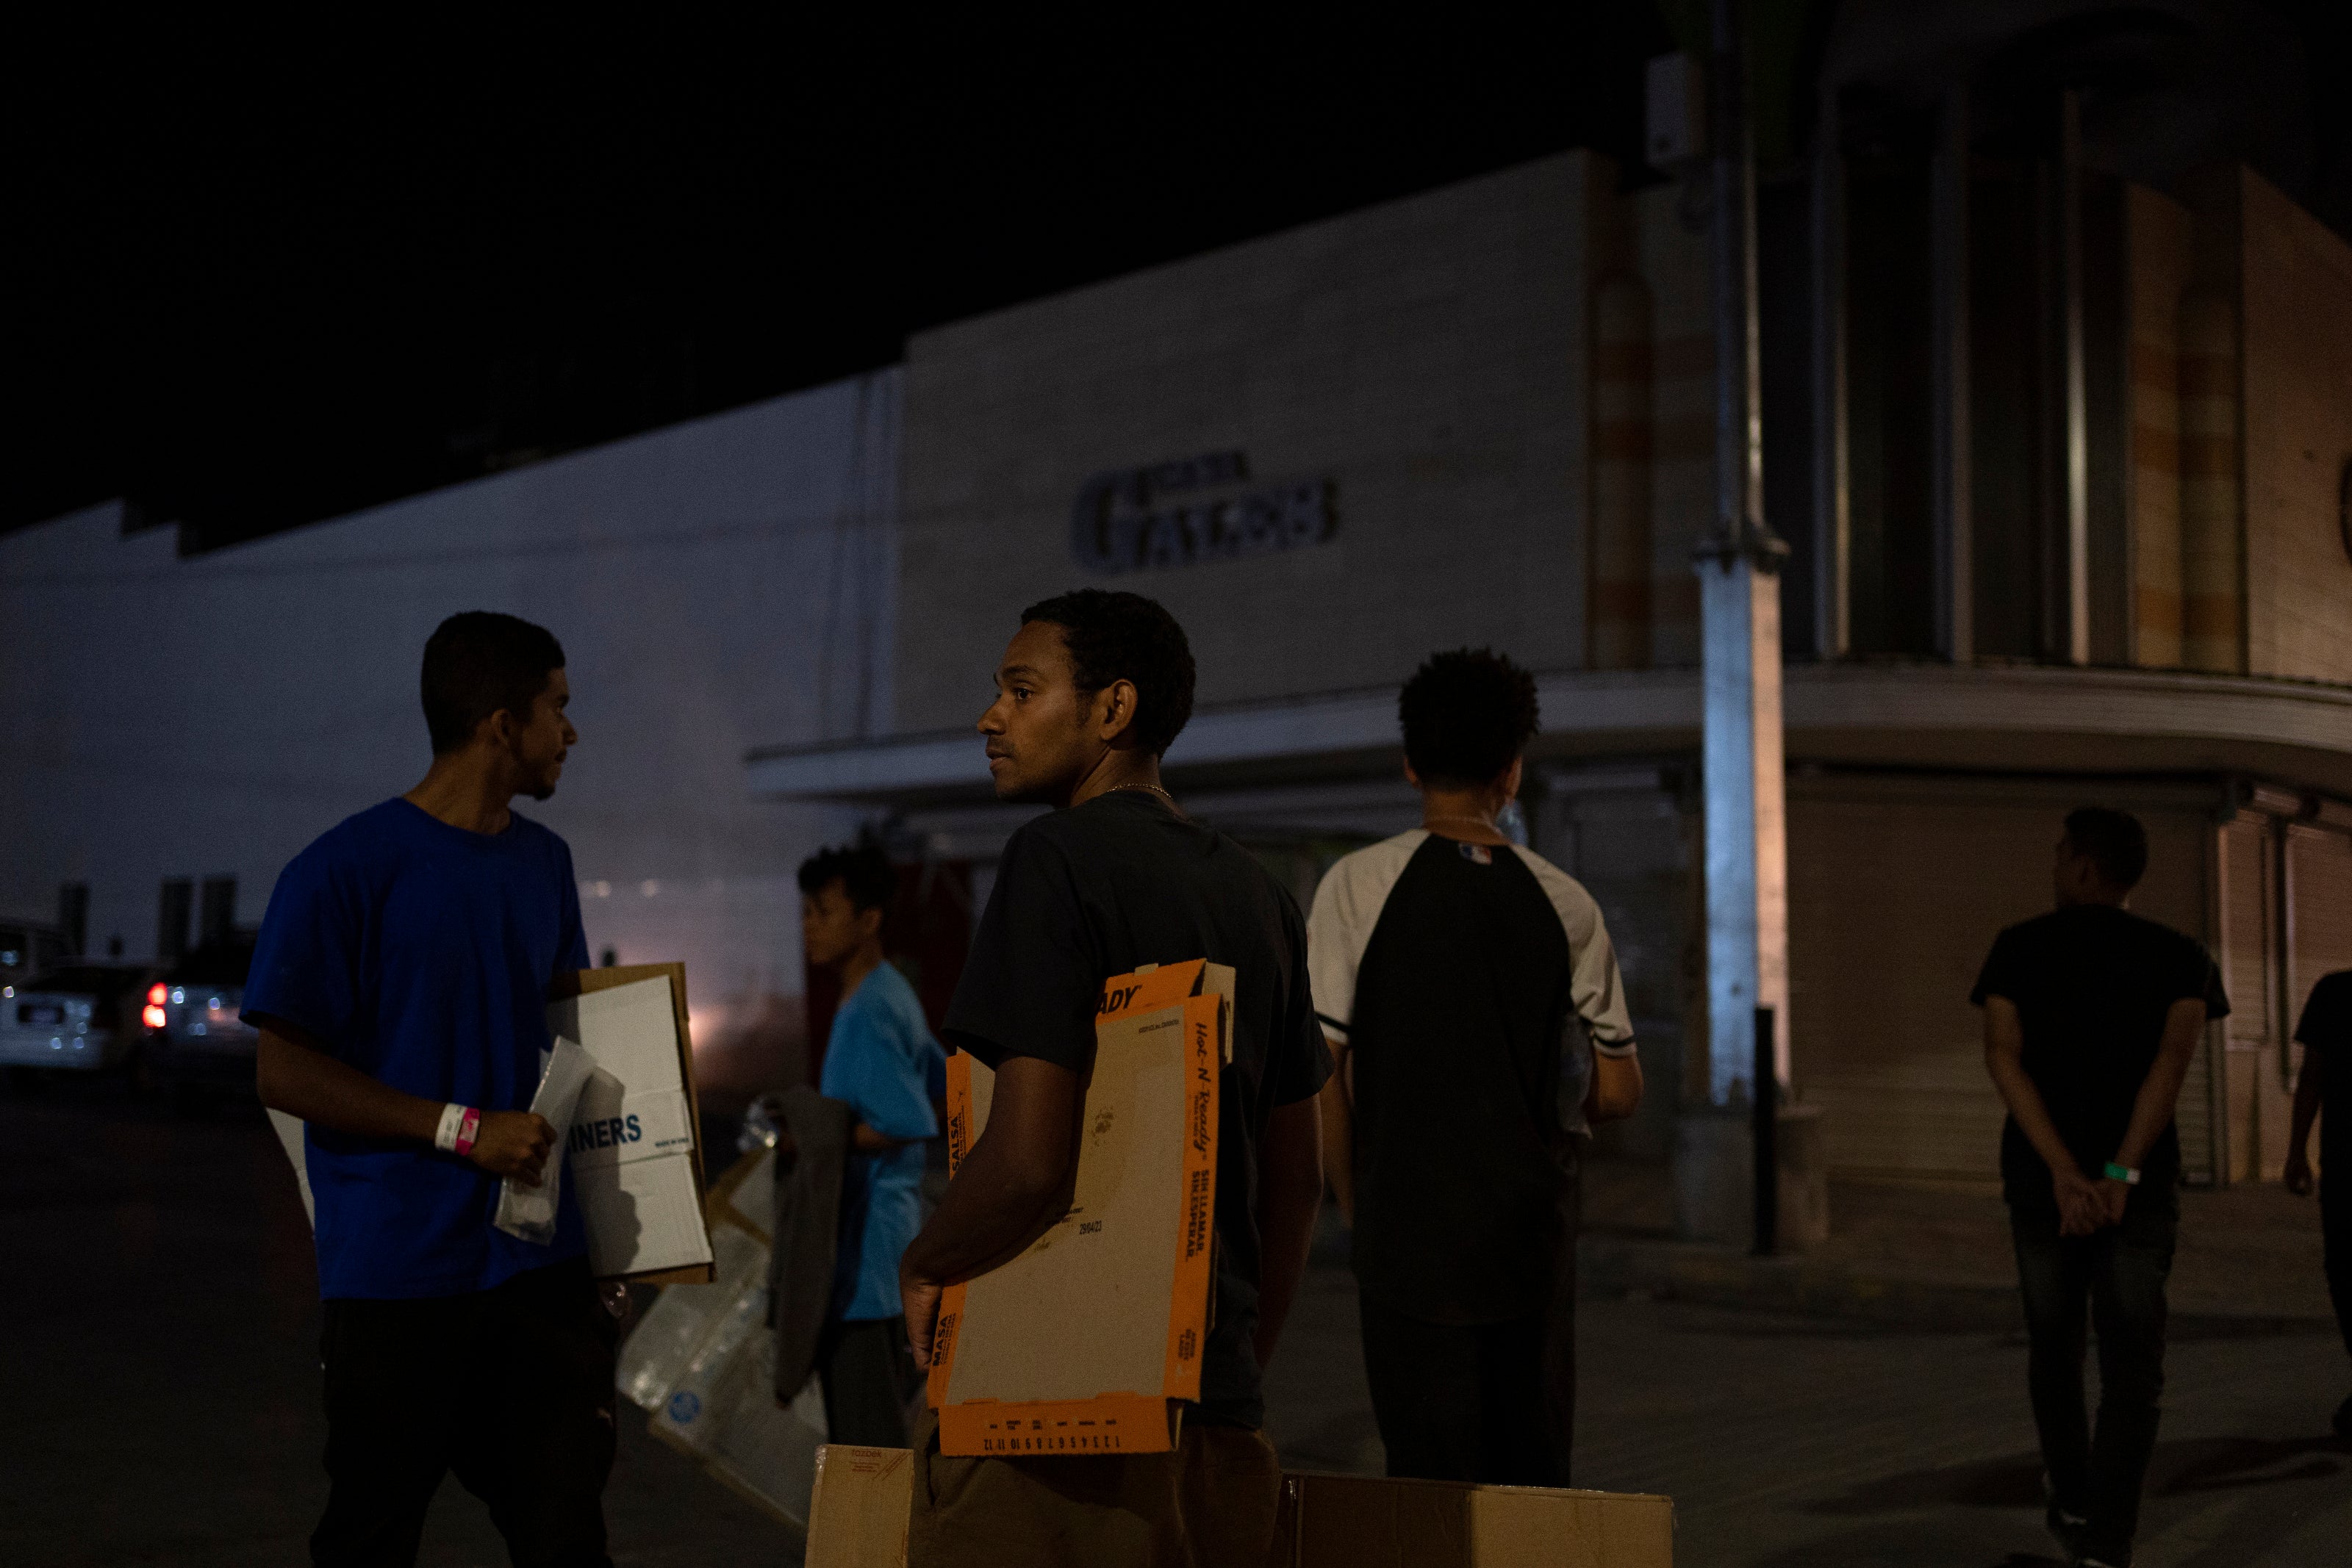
[{"xmin": 747, "ymin": 663, "xmax": 2352, "ymax": 807}]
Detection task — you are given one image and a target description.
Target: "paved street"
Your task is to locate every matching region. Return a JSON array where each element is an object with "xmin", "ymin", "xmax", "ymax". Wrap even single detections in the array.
[
  {"xmin": 1266, "ymin": 1270, "xmax": 2352, "ymax": 1567},
  {"xmin": 6, "ymin": 1082, "xmax": 2348, "ymax": 1566}
]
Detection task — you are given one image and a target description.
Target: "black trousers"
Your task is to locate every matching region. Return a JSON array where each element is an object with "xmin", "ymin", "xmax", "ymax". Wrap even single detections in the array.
[
  {"xmin": 311, "ymin": 1258, "xmax": 618, "ymax": 1568},
  {"xmin": 2324, "ymin": 1165, "xmax": 2352, "ymax": 1366},
  {"xmin": 1357, "ymin": 1281, "xmax": 1577, "ymax": 1488},
  {"xmin": 2009, "ymin": 1185, "xmax": 2177, "ymax": 1567},
  {"xmin": 817, "ymin": 1314, "xmax": 921, "ymax": 1447}
]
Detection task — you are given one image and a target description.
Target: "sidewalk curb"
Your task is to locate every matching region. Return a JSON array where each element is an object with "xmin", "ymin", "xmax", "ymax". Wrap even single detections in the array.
[{"xmin": 1579, "ymin": 1232, "xmax": 2340, "ymax": 1338}]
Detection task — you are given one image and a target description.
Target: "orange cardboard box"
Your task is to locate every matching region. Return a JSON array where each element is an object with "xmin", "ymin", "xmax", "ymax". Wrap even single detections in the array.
[{"xmin": 925, "ymin": 959, "xmax": 1231, "ymax": 1456}]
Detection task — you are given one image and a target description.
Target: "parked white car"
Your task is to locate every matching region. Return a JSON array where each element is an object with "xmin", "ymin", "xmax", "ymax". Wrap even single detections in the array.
[{"xmin": 0, "ymin": 963, "xmax": 157, "ymax": 1076}]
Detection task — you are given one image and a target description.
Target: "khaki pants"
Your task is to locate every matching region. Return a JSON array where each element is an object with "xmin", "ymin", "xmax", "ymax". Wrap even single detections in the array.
[{"xmin": 906, "ymin": 1406, "xmax": 1283, "ymax": 1568}]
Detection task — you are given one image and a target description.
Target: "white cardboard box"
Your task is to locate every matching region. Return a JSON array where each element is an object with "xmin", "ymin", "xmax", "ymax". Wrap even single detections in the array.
[
  {"xmin": 548, "ymin": 963, "xmax": 715, "ymax": 1285},
  {"xmin": 267, "ymin": 962, "xmax": 714, "ymax": 1287}
]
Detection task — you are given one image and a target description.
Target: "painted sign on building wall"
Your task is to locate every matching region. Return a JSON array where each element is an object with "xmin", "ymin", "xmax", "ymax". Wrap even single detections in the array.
[{"xmin": 1070, "ymin": 450, "xmax": 1334, "ymax": 573}]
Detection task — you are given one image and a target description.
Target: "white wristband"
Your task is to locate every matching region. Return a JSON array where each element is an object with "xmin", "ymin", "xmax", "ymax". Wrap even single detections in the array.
[{"xmin": 434, "ymin": 1101, "xmax": 469, "ymax": 1153}]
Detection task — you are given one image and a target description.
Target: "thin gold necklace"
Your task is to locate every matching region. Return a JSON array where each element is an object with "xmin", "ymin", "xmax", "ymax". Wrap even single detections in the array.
[
  {"xmin": 1424, "ymin": 813, "xmax": 1498, "ymax": 831},
  {"xmin": 1106, "ymin": 783, "xmax": 1177, "ymax": 805}
]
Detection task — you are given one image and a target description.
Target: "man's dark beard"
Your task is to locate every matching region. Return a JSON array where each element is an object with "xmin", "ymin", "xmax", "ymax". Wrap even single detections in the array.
[{"xmin": 528, "ymin": 779, "xmax": 558, "ymax": 802}]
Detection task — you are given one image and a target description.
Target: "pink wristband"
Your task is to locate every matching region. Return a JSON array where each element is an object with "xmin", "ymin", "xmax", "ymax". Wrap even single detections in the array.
[{"xmin": 453, "ymin": 1107, "xmax": 480, "ymax": 1158}]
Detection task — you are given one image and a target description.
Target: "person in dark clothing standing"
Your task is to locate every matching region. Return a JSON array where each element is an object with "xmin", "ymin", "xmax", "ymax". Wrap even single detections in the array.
[
  {"xmin": 2285, "ymin": 970, "xmax": 2352, "ymax": 1438},
  {"xmin": 1973, "ymin": 807, "xmax": 2227, "ymax": 1568},
  {"xmin": 1307, "ymin": 648, "xmax": 1642, "ymax": 1488},
  {"xmin": 248, "ymin": 612, "xmax": 620, "ymax": 1568},
  {"xmin": 897, "ymin": 589, "xmax": 1330, "ymax": 1567}
]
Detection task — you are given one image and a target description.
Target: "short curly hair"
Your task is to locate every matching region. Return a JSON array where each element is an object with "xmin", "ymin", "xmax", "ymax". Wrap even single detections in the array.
[
  {"xmin": 1020, "ymin": 589, "xmax": 1197, "ymax": 757},
  {"xmin": 797, "ymin": 841, "xmax": 896, "ymax": 913},
  {"xmin": 1399, "ymin": 648, "xmax": 1539, "ymax": 786}
]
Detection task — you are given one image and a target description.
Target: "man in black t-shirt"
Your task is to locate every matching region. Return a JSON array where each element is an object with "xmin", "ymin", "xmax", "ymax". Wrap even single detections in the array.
[
  {"xmin": 2286, "ymin": 971, "xmax": 2352, "ymax": 1437},
  {"xmin": 1973, "ymin": 808, "xmax": 2226, "ymax": 1568},
  {"xmin": 1308, "ymin": 649, "xmax": 1642, "ymax": 1488},
  {"xmin": 897, "ymin": 589, "xmax": 1330, "ymax": 1568}
]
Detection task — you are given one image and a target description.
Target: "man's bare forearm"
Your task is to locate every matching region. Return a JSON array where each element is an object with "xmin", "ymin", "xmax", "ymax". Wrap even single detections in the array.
[
  {"xmin": 1254, "ymin": 1098, "xmax": 1323, "ymax": 1370},
  {"xmin": 900, "ymin": 1056, "xmax": 1083, "ymax": 1287},
  {"xmin": 1316, "ymin": 1041, "xmax": 1355, "ymax": 1223},
  {"xmin": 256, "ymin": 1027, "xmax": 442, "ymax": 1143},
  {"xmin": 900, "ymin": 1138, "xmax": 1071, "ymax": 1286},
  {"xmin": 2287, "ymin": 1060, "xmax": 2324, "ymax": 1162}
]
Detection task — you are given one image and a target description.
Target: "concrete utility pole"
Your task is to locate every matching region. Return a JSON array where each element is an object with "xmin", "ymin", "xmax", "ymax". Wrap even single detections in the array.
[{"xmin": 1696, "ymin": 0, "xmax": 1790, "ymax": 1110}]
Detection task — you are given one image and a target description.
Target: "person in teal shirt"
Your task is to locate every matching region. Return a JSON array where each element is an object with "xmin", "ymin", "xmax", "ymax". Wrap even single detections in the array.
[{"xmin": 800, "ymin": 841, "xmax": 945, "ymax": 1445}]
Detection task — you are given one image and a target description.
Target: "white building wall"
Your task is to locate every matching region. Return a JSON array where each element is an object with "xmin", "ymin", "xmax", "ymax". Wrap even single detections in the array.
[{"xmin": 0, "ymin": 370, "xmax": 899, "ymax": 1054}]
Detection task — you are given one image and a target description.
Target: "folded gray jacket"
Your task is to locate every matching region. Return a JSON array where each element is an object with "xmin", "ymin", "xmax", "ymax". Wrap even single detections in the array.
[{"xmin": 767, "ymin": 1084, "xmax": 856, "ymax": 1405}]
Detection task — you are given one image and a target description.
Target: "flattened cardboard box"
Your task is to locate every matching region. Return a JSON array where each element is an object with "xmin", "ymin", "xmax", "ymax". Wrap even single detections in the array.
[
  {"xmin": 267, "ymin": 961, "xmax": 715, "ymax": 1289},
  {"xmin": 803, "ymin": 1446, "xmax": 1676, "ymax": 1567},
  {"xmin": 926, "ymin": 959, "xmax": 1231, "ymax": 1456},
  {"xmin": 549, "ymin": 963, "xmax": 715, "ymax": 1285}
]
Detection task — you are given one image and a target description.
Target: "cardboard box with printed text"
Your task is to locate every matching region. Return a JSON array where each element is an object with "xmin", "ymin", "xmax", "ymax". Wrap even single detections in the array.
[
  {"xmin": 548, "ymin": 963, "xmax": 715, "ymax": 1285},
  {"xmin": 266, "ymin": 962, "xmax": 714, "ymax": 1287},
  {"xmin": 925, "ymin": 959, "xmax": 1231, "ymax": 1456}
]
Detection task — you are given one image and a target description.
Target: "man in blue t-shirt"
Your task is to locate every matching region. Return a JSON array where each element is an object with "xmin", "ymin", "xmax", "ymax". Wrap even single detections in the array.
[
  {"xmin": 797, "ymin": 841, "xmax": 944, "ymax": 1447},
  {"xmin": 248, "ymin": 611, "xmax": 614, "ymax": 1568}
]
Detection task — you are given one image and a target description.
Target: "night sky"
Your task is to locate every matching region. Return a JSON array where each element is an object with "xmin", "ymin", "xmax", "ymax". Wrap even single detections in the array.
[
  {"xmin": 8, "ymin": 10, "xmax": 1671, "ymax": 551},
  {"xmin": 12, "ymin": 5, "xmax": 2349, "ymax": 554}
]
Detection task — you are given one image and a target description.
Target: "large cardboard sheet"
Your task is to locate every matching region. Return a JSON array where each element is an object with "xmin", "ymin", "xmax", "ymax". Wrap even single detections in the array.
[
  {"xmin": 928, "ymin": 960, "xmax": 1230, "ymax": 1454},
  {"xmin": 549, "ymin": 965, "xmax": 715, "ymax": 1284}
]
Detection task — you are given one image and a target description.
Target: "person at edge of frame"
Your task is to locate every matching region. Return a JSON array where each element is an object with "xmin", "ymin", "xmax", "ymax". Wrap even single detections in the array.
[
  {"xmin": 248, "ymin": 611, "xmax": 623, "ymax": 1568},
  {"xmin": 896, "ymin": 588, "xmax": 1330, "ymax": 1568},
  {"xmin": 1973, "ymin": 807, "xmax": 2228, "ymax": 1568},
  {"xmin": 793, "ymin": 838, "xmax": 947, "ymax": 1447},
  {"xmin": 2284, "ymin": 963, "xmax": 2352, "ymax": 1439},
  {"xmin": 1305, "ymin": 647, "xmax": 1643, "ymax": 1489}
]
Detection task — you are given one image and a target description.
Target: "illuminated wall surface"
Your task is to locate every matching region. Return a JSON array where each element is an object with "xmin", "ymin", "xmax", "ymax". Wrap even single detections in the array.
[{"xmin": 0, "ymin": 373, "xmax": 901, "ymax": 1032}]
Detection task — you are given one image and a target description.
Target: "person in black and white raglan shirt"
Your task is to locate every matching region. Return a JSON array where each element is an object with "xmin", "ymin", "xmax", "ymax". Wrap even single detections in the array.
[{"xmin": 1306, "ymin": 647, "xmax": 1641, "ymax": 1489}]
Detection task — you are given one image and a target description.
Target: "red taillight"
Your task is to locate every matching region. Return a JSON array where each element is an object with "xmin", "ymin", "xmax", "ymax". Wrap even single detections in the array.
[
  {"xmin": 148, "ymin": 983, "xmax": 168, "ymax": 1007},
  {"xmin": 142, "ymin": 1004, "xmax": 168, "ymax": 1029}
]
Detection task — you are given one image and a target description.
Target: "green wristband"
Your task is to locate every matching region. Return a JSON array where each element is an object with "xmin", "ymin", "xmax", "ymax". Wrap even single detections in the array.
[{"xmin": 2104, "ymin": 1162, "xmax": 2141, "ymax": 1185}]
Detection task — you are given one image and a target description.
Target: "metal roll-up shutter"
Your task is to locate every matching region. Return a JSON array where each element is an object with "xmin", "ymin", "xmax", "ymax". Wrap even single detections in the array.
[
  {"xmin": 1788, "ymin": 780, "xmax": 2214, "ymax": 1184},
  {"xmin": 2287, "ymin": 826, "xmax": 2352, "ymax": 1171}
]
